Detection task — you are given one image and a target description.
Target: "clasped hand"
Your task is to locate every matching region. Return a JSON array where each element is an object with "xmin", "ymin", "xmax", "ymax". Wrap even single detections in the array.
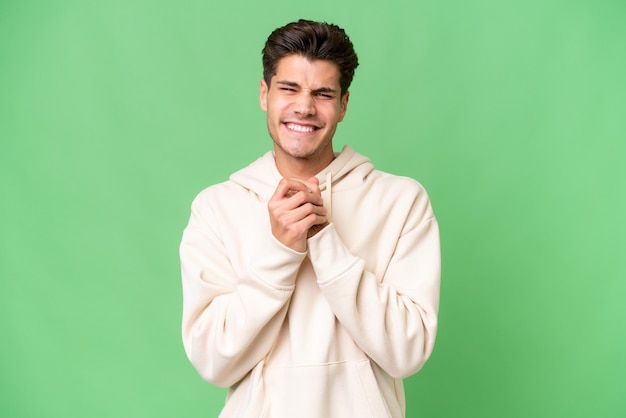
[{"xmin": 268, "ymin": 177, "xmax": 329, "ymax": 252}]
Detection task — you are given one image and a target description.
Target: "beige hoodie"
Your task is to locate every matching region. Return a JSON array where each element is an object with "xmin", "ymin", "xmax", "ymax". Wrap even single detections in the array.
[{"xmin": 180, "ymin": 146, "xmax": 440, "ymax": 418}]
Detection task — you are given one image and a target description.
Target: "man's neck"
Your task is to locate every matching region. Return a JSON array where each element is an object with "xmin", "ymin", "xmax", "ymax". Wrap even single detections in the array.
[{"xmin": 274, "ymin": 151, "xmax": 335, "ymax": 180}]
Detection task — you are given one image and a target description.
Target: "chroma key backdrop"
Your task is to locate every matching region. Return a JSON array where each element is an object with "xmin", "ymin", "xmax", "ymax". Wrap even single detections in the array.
[{"xmin": 1, "ymin": 1, "xmax": 624, "ymax": 417}]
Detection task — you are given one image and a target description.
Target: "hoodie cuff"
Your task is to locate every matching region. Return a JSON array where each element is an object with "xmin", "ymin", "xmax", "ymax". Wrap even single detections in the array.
[
  {"xmin": 247, "ymin": 234, "xmax": 307, "ymax": 289},
  {"xmin": 307, "ymin": 224, "xmax": 360, "ymax": 285}
]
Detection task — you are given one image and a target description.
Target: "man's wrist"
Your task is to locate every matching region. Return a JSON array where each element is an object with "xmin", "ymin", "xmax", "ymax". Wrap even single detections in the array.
[{"xmin": 307, "ymin": 222, "xmax": 329, "ymax": 239}]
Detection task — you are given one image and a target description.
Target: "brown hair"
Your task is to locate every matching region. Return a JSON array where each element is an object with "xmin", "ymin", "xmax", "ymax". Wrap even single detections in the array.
[{"xmin": 262, "ymin": 19, "xmax": 359, "ymax": 95}]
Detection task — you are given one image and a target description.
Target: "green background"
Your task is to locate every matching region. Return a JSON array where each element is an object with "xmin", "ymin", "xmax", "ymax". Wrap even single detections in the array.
[{"xmin": 1, "ymin": 0, "xmax": 624, "ymax": 417}]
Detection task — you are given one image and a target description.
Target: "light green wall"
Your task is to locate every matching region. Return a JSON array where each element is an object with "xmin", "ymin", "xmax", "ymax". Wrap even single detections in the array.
[{"xmin": 1, "ymin": 1, "xmax": 624, "ymax": 417}]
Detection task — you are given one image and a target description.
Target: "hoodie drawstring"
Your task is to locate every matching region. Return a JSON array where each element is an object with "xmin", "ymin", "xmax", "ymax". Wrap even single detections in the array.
[{"xmin": 324, "ymin": 171, "xmax": 332, "ymax": 224}]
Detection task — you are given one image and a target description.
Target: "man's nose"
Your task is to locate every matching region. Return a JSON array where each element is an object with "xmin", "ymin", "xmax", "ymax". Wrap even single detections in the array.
[{"xmin": 293, "ymin": 92, "xmax": 316, "ymax": 116}]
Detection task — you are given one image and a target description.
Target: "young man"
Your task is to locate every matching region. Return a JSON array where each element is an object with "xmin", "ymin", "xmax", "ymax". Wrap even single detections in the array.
[{"xmin": 180, "ymin": 19, "xmax": 441, "ymax": 418}]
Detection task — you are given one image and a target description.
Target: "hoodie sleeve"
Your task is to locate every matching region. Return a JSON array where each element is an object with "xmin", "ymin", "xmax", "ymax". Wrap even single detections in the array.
[
  {"xmin": 180, "ymin": 191, "xmax": 304, "ymax": 387},
  {"xmin": 306, "ymin": 187, "xmax": 441, "ymax": 379}
]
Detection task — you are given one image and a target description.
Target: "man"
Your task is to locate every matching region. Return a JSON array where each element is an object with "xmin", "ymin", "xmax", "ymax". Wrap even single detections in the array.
[{"xmin": 180, "ymin": 19, "xmax": 440, "ymax": 418}]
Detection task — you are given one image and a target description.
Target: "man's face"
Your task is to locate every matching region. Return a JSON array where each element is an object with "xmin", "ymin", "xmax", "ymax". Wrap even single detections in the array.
[{"xmin": 260, "ymin": 54, "xmax": 349, "ymax": 167}]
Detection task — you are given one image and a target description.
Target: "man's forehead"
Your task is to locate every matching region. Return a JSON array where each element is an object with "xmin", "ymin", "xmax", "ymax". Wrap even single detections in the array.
[{"xmin": 273, "ymin": 55, "xmax": 341, "ymax": 85}]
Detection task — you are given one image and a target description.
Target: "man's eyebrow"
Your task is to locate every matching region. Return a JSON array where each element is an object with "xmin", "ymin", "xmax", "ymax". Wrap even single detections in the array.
[
  {"xmin": 276, "ymin": 80, "xmax": 300, "ymax": 87},
  {"xmin": 276, "ymin": 80, "xmax": 338, "ymax": 94},
  {"xmin": 312, "ymin": 87, "xmax": 338, "ymax": 94}
]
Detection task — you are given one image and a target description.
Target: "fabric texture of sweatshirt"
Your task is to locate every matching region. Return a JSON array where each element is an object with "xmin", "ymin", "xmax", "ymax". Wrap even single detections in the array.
[{"xmin": 180, "ymin": 145, "xmax": 441, "ymax": 418}]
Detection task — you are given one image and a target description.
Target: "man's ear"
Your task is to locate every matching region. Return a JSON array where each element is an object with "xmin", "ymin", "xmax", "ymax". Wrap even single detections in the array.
[
  {"xmin": 338, "ymin": 91, "xmax": 350, "ymax": 122},
  {"xmin": 259, "ymin": 79, "xmax": 268, "ymax": 112}
]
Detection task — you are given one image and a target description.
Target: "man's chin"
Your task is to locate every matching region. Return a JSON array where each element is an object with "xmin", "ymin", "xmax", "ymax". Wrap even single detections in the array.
[{"xmin": 275, "ymin": 141, "xmax": 318, "ymax": 159}]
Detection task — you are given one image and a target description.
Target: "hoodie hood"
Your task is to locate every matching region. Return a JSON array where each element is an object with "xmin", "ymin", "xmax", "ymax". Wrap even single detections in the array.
[{"xmin": 229, "ymin": 145, "xmax": 374, "ymax": 201}]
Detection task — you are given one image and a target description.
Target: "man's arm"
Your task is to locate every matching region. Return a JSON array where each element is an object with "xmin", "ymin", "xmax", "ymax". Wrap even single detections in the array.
[
  {"xmin": 180, "ymin": 192, "xmax": 304, "ymax": 387},
  {"xmin": 180, "ymin": 179, "xmax": 328, "ymax": 387},
  {"xmin": 307, "ymin": 184, "xmax": 441, "ymax": 379}
]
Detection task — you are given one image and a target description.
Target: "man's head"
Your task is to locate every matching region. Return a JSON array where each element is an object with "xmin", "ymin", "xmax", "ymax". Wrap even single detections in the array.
[
  {"xmin": 260, "ymin": 20, "xmax": 359, "ymax": 176},
  {"xmin": 262, "ymin": 19, "xmax": 359, "ymax": 96}
]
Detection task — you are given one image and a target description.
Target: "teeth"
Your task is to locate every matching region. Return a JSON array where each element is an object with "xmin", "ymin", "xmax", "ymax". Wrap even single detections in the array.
[{"xmin": 286, "ymin": 123, "xmax": 315, "ymax": 133}]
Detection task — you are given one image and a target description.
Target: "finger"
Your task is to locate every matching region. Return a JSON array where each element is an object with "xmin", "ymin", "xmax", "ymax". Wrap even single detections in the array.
[
  {"xmin": 271, "ymin": 203, "xmax": 326, "ymax": 237},
  {"xmin": 287, "ymin": 189, "xmax": 324, "ymax": 207},
  {"xmin": 274, "ymin": 200, "xmax": 326, "ymax": 225},
  {"xmin": 285, "ymin": 176, "xmax": 322, "ymax": 201},
  {"xmin": 294, "ymin": 212, "xmax": 328, "ymax": 232},
  {"xmin": 302, "ymin": 177, "xmax": 321, "ymax": 197},
  {"xmin": 289, "ymin": 202, "xmax": 327, "ymax": 222},
  {"xmin": 270, "ymin": 178, "xmax": 308, "ymax": 203},
  {"xmin": 282, "ymin": 178, "xmax": 323, "ymax": 206},
  {"xmin": 272, "ymin": 178, "xmax": 313, "ymax": 199},
  {"xmin": 284, "ymin": 178, "xmax": 313, "ymax": 193},
  {"xmin": 285, "ymin": 177, "xmax": 320, "ymax": 194}
]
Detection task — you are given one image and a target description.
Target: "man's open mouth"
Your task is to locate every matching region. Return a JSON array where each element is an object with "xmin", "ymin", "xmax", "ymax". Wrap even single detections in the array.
[{"xmin": 285, "ymin": 122, "xmax": 318, "ymax": 133}]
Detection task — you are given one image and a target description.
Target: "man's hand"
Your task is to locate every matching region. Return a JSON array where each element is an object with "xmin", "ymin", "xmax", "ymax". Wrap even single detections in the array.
[{"xmin": 268, "ymin": 177, "xmax": 329, "ymax": 252}]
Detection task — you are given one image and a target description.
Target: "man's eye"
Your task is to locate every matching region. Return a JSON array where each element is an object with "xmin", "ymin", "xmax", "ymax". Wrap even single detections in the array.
[
  {"xmin": 280, "ymin": 87, "xmax": 296, "ymax": 92},
  {"xmin": 316, "ymin": 93, "xmax": 333, "ymax": 99}
]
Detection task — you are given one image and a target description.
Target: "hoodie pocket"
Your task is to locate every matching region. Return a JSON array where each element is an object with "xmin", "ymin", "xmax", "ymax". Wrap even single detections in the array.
[{"xmin": 265, "ymin": 359, "xmax": 391, "ymax": 418}]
